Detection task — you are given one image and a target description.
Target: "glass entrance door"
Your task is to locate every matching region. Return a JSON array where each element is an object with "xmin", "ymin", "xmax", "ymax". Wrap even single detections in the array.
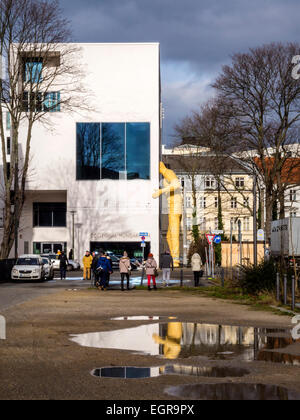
[{"xmin": 41, "ymin": 243, "xmax": 65, "ymax": 254}]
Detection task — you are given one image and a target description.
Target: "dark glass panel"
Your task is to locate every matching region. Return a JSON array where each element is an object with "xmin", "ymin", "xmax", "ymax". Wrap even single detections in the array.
[
  {"xmin": 101, "ymin": 123, "xmax": 125, "ymax": 179},
  {"xmin": 126, "ymin": 123, "xmax": 150, "ymax": 180},
  {"xmin": 38, "ymin": 205, "xmax": 52, "ymax": 227},
  {"xmin": 33, "ymin": 203, "xmax": 66, "ymax": 227},
  {"xmin": 76, "ymin": 123, "xmax": 100, "ymax": 180},
  {"xmin": 53, "ymin": 204, "xmax": 67, "ymax": 227}
]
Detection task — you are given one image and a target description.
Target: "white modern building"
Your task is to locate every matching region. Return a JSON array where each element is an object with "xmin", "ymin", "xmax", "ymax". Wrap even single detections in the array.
[{"xmin": 1, "ymin": 43, "xmax": 161, "ymax": 262}]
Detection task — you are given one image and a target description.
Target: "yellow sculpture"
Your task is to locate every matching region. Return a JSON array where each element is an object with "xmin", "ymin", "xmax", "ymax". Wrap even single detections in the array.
[
  {"xmin": 152, "ymin": 322, "xmax": 183, "ymax": 360},
  {"xmin": 152, "ymin": 162, "xmax": 182, "ymax": 268}
]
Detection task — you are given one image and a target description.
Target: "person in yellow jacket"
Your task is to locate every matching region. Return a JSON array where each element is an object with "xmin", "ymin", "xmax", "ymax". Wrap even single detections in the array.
[{"xmin": 82, "ymin": 251, "xmax": 93, "ymax": 280}]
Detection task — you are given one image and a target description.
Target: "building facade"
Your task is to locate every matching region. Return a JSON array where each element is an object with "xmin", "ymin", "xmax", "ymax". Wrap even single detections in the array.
[
  {"xmin": 162, "ymin": 147, "xmax": 254, "ymax": 264},
  {"xmin": 0, "ymin": 43, "xmax": 161, "ymax": 262}
]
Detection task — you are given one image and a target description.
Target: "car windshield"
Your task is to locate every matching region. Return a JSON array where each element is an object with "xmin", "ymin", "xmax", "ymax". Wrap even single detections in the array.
[
  {"xmin": 16, "ymin": 258, "xmax": 39, "ymax": 266},
  {"xmin": 42, "ymin": 258, "xmax": 49, "ymax": 264}
]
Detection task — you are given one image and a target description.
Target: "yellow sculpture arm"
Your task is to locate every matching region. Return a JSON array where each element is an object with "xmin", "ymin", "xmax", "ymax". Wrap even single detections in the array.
[{"xmin": 152, "ymin": 186, "xmax": 175, "ymax": 199}]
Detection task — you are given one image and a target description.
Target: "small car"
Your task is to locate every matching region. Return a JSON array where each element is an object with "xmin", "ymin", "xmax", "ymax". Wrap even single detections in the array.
[
  {"xmin": 11, "ymin": 255, "xmax": 46, "ymax": 282},
  {"xmin": 67, "ymin": 259, "xmax": 80, "ymax": 271},
  {"xmin": 41, "ymin": 256, "xmax": 54, "ymax": 280},
  {"xmin": 41, "ymin": 253, "xmax": 60, "ymax": 270}
]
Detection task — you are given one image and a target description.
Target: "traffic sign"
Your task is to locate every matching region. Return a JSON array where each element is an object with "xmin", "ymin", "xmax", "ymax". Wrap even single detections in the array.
[
  {"xmin": 139, "ymin": 232, "xmax": 149, "ymax": 237},
  {"xmin": 206, "ymin": 234, "xmax": 215, "ymax": 245},
  {"xmin": 213, "ymin": 235, "xmax": 222, "ymax": 244},
  {"xmin": 212, "ymin": 230, "xmax": 224, "ymax": 235},
  {"xmin": 141, "ymin": 236, "xmax": 146, "ymax": 241},
  {"xmin": 257, "ymin": 229, "xmax": 265, "ymax": 241},
  {"xmin": 141, "ymin": 243, "xmax": 146, "ymax": 248}
]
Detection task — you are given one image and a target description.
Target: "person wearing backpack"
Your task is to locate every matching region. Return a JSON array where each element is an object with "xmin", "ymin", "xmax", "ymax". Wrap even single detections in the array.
[
  {"xmin": 145, "ymin": 253, "xmax": 158, "ymax": 291},
  {"xmin": 91, "ymin": 251, "xmax": 99, "ymax": 287},
  {"xmin": 96, "ymin": 250, "xmax": 112, "ymax": 291},
  {"xmin": 119, "ymin": 251, "xmax": 131, "ymax": 291}
]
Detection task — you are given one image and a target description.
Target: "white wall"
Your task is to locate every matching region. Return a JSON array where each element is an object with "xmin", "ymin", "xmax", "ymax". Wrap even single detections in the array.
[{"xmin": 9, "ymin": 43, "xmax": 161, "ymax": 261}]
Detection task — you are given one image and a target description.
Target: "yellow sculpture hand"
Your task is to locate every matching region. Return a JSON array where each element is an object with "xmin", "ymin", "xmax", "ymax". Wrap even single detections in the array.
[
  {"xmin": 152, "ymin": 333, "xmax": 165, "ymax": 345},
  {"xmin": 152, "ymin": 190, "xmax": 162, "ymax": 199}
]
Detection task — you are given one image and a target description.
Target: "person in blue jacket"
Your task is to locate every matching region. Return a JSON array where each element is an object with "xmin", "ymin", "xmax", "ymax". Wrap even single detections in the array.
[{"xmin": 96, "ymin": 249, "xmax": 112, "ymax": 291}]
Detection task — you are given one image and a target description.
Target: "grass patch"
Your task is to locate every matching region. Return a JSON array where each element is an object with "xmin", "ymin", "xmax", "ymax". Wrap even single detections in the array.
[{"xmin": 157, "ymin": 284, "xmax": 300, "ymax": 316}]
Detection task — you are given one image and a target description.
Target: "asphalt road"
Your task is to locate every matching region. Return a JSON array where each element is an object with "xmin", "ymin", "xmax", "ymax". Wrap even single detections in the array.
[{"xmin": 0, "ymin": 269, "xmax": 204, "ymax": 311}]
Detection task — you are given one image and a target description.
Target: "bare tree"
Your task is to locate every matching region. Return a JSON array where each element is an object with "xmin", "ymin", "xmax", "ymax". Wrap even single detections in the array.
[
  {"xmin": 0, "ymin": 0, "xmax": 88, "ymax": 259},
  {"xmin": 212, "ymin": 42, "xmax": 300, "ymax": 241}
]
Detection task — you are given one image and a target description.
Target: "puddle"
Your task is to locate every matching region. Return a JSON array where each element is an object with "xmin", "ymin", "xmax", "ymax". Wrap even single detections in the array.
[
  {"xmin": 92, "ymin": 366, "xmax": 161, "ymax": 379},
  {"xmin": 165, "ymin": 383, "xmax": 300, "ymax": 400},
  {"xmin": 161, "ymin": 365, "xmax": 249, "ymax": 378},
  {"xmin": 70, "ymin": 322, "xmax": 299, "ymax": 364},
  {"xmin": 110, "ymin": 316, "xmax": 177, "ymax": 321},
  {"xmin": 91, "ymin": 364, "xmax": 249, "ymax": 379}
]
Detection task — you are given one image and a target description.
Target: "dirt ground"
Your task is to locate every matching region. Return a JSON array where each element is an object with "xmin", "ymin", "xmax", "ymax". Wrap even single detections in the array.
[{"xmin": 0, "ymin": 288, "xmax": 299, "ymax": 400}]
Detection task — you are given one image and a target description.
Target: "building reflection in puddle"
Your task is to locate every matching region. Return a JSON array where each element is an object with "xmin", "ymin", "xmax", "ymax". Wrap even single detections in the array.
[
  {"xmin": 91, "ymin": 365, "xmax": 249, "ymax": 379},
  {"xmin": 165, "ymin": 383, "xmax": 300, "ymax": 400},
  {"xmin": 70, "ymin": 322, "xmax": 299, "ymax": 363}
]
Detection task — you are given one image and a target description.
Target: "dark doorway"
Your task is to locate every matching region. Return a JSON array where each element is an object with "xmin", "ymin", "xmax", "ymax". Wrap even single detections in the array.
[{"xmin": 90, "ymin": 242, "xmax": 151, "ymax": 259}]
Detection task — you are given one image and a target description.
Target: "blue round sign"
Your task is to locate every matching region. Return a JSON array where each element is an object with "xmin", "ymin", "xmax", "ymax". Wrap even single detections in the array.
[{"xmin": 214, "ymin": 235, "xmax": 222, "ymax": 244}]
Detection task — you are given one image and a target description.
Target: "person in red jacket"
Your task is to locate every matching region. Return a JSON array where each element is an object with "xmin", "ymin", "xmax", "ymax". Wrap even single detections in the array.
[{"xmin": 145, "ymin": 253, "xmax": 158, "ymax": 291}]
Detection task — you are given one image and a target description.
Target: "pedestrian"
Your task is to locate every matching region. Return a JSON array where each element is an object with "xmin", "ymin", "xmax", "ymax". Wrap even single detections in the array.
[
  {"xmin": 82, "ymin": 250, "xmax": 93, "ymax": 281},
  {"xmin": 68, "ymin": 249, "xmax": 73, "ymax": 260},
  {"xmin": 96, "ymin": 249, "xmax": 112, "ymax": 291},
  {"xmin": 191, "ymin": 252, "xmax": 203, "ymax": 287},
  {"xmin": 145, "ymin": 253, "xmax": 158, "ymax": 291},
  {"xmin": 59, "ymin": 250, "xmax": 68, "ymax": 280},
  {"xmin": 160, "ymin": 250, "xmax": 174, "ymax": 287},
  {"xmin": 119, "ymin": 251, "xmax": 131, "ymax": 291},
  {"xmin": 91, "ymin": 251, "xmax": 99, "ymax": 286},
  {"xmin": 105, "ymin": 253, "xmax": 113, "ymax": 286}
]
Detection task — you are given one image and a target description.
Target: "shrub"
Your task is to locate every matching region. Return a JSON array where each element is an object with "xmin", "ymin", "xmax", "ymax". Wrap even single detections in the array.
[{"xmin": 238, "ymin": 259, "xmax": 277, "ymax": 295}]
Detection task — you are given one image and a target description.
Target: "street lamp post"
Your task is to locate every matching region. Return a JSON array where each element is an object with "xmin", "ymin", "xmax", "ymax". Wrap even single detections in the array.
[{"xmin": 70, "ymin": 211, "xmax": 76, "ymax": 259}]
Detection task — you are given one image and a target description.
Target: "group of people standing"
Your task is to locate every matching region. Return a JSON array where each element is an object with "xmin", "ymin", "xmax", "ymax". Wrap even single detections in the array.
[
  {"xmin": 81, "ymin": 249, "xmax": 163, "ymax": 291},
  {"xmin": 59, "ymin": 248, "xmax": 204, "ymax": 289}
]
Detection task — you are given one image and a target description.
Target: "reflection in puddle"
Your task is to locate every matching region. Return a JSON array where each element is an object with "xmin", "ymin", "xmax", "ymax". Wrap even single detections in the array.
[
  {"xmin": 91, "ymin": 365, "xmax": 249, "ymax": 379},
  {"xmin": 70, "ymin": 322, "xmax": 300, "ymax": 364},
  {"xmin": 110, "ymin": 316, "xmax": 177, "ymax": 321},
  {"xmin": 161, "ymin": 365, "xmax": 249, "ymax": 378},
  {"xmin": 165, "ymin": 383, "xmax": 300, "ymax": 400},
  {"xmin": 92, "ymin": 366, "xmax": 160, "ymax": 379}
]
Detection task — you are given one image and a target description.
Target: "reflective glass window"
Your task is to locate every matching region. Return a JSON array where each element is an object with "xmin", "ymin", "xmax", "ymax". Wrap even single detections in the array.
[
  {"xmin": 24, "ymin": 59, "xmax": 43, "ymax": 83},
  {"xmin": 76, "ymin": 123, "xmax": 100, "ymax": 180},
  {"xmin": 44, "ymin": 92, "xmax": 61, "ymax": 112},
  {"xmin": 101, "ymin": 123, "xmax": 125, "ymax": 179},
  {"xmin": 126, "ymin": 123, "xmax": 150, "ymax": 180}
]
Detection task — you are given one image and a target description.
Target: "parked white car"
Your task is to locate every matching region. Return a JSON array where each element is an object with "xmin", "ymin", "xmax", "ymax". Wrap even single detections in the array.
[
  {"xmin": 41, "ymin": 256, "xmax": 55, "ymax": 280},
  {"xmin": 67, "ymin": 260, "xmax": 80, "ymax": 271},
  {"xmin": 41, "ymin": 254, "xmax": 60, "ymax": 270},
  {"xmin": 11, "ymin": 255, "xmax": 46, "ymax": 281},
  {"xmin": 41, "ymin": 254, "xmax": 80, "ymax": 271}
]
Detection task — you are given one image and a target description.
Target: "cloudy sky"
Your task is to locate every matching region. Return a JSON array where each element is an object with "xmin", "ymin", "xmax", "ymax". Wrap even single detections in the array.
[{"xmin": 60, "ymin": 0, "xmax": 300, "ymax": 145}]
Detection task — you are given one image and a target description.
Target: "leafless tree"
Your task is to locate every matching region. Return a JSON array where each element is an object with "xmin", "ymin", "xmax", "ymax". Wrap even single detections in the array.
[
  {"xmin": 212, "ymin": 42, "xmax": 300, "ymax": 241},
  {"xmin": 0, "ymin": 0, "xmax": 88, "ymax": 259}
]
